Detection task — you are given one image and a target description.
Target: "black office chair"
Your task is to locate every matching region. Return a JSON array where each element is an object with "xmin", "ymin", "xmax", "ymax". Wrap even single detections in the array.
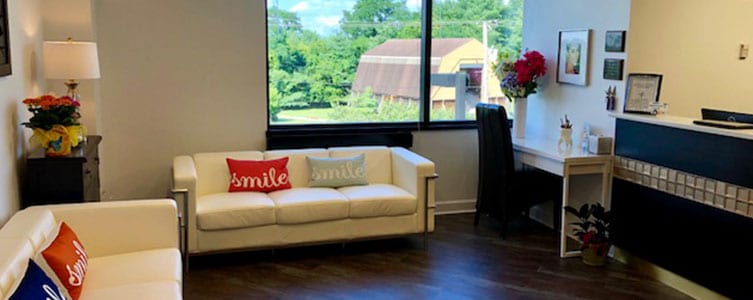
[{"xmin": 474, "ymin": 103, "xmax": 562, "ymax": 238}]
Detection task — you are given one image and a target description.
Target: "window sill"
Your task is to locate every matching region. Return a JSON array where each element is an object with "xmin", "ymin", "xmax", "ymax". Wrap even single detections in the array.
[{"xmin": 266, "ymin": 121, "xmax": 478, "ymax": 149}]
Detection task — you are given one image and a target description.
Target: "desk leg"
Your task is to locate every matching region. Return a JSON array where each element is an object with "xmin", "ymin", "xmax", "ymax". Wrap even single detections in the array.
[
  {"xmin": 601, "ymin": 163, "xmax": 613, "ymax": 209},
  {"xmin": 560, "ymin": 173, "xmax": 570, "ymax": 258}
]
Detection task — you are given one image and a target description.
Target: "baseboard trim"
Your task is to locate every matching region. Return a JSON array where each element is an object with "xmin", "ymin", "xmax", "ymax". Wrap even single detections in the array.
[
  {"xmin": 613, "ymin": 247, "xmax": 728, "ymax": 300},
  {"xmin": 435, "ymin": 199, "xmax": 476, "ymax": 215}
]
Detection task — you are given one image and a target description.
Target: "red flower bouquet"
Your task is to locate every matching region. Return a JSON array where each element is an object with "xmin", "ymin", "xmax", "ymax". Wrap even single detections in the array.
[{"xmin": 494, "ymin": 50, "xmax": 547, "ymax": 100}]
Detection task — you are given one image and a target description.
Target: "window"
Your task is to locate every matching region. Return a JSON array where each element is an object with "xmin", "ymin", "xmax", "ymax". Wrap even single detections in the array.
[{"xmin": 267, "ymin": 0, "xmax": 522, "ymax": 128}]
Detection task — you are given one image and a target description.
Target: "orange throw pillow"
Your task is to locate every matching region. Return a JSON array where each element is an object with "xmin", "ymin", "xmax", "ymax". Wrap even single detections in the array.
[
  {"xmin": 36, "ymin": 222, "xmax": 88, "ymax": 300},
  {"xmin": 227, "ymin": 157, "xmax": 292, "ymax": 192}
]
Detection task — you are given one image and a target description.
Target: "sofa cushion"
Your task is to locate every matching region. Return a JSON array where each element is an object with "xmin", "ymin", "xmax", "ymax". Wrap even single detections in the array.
[
  {"xmin": 79, "ymin": 281, "xmax": 180, "ymax": 300},
  {"xmin": 265, "ymin": 148, "xmax": 328, "ymax": 188},
  {"xmin": 7, "ymin": 260, "xmax": 67, "ymax": 300},
  {"xmin": 84, "ymin": 248, "xmax": 181, "ymax": 289},
  {"xmin": 339, "ymin": 184, "xmax": 417, "ymax": 218},
  {"xmin": 193, "ymin": 151, "xmax": 264, "ymax": 196},
  {"xmin": 0, "ymin": 208, "xmax": 56, "ymax": 250},
  {"xmin": 0, "ymin": 239, "xmax": 35, "ymax": 296},
  {"xmin": 36, "ymin": 222, "xmax": 88, "ymax": 300},
  {"xmin": 329, "ymin": 146, "xmax": 392, "ymax": 184},
  {"xmin": 197, "ymin": 192, "xmax": 276, "ymax": 230},
  {"xmin": 226, "ymin": 157, "xmax": 292, "ymax": 192},
  {"xmin": 307, "ymin": 154, "xmax": 368, "ymax": 188},
  {"xmin": 268, "ymin": 188, "xmax": 349, "ymax": 224}
]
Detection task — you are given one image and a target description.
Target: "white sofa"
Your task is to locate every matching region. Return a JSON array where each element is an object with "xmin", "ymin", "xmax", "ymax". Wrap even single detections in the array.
[
  {"xmin": 172, "ymin": 146, "xmax": 437, "ymax": 255},
  {"xmin": 0, "ymin": 199, "xmax": 181, "ymax": 300}
]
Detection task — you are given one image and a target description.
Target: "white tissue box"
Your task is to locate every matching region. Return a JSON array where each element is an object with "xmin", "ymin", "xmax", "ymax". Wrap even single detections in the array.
[{"xmin": 588, "ymin": 135, "xmax": 613, "ymax": 154}]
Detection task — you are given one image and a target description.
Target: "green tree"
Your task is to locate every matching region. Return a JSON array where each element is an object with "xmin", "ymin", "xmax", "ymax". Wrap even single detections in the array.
[
  {"xmin": 341, "ymin": 0, "xmax": 420, "ymax": 42},
  {"xmin": 433, "ymin": 0, "xmax": 522, "ymax": 55}
]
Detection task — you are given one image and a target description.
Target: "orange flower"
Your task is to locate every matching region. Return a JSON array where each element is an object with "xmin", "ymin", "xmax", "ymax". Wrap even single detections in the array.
[{"xmin": 21, "ymin": 94, "xmax": 82, "ymax": 130}]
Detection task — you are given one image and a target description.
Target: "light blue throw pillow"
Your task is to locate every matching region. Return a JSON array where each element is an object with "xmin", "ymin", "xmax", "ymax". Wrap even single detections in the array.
[{"xmin": 307, "ymin": 154, "xmax": 368, "ymax": 187}]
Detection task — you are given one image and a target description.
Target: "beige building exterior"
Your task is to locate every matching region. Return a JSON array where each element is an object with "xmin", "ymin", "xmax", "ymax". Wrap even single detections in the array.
[{"xmin": 352, "ymin": 38, "xmax": 506, "ymax": 110}]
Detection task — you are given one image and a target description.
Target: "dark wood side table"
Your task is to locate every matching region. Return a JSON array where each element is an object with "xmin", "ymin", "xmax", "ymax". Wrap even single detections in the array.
[{"xmin": 22, "ymin": 135, "xmax": 102, "ymax": 208}]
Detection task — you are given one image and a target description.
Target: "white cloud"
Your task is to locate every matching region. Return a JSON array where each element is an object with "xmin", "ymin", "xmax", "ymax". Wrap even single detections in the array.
[
  {"xmin": 316, "ymin": 16, "xmax": 341, "ymax": 27},
  {"xmin": 289, "ymin": 1, "xmax": 310, "ymax": 12},
  {"xmin": 406, "ymin": 0, "xmax": 422, "ymax": 11}
]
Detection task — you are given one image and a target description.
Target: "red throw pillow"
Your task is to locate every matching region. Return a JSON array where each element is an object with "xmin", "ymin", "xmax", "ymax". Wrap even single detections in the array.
[
  {"xmin": 227, "ymin": 157, "xmax": 292, "ymax": 192},
  {"xmin": 35, "ymin": 222, "xmax": 88, "ymax": 300}
]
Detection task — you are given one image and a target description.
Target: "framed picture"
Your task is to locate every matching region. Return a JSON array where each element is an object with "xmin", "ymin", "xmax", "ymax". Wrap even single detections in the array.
[
  {"xmin": 605, "ymin": 30, "xmax": 626, "ymax": 52},
  {"xmin": 624, "ymin": 73, "xmax": 663, "ymax": 114},
  {"xmin": 557, "ymin": 29, "xmax": 590, "ymax": 86},
  {"xmin": 0, "ymin": 0, "xmax": 11, "ymax": 77},
  {"xmin": 603, "ymin": 59, "xmax": 624, "ymax": 80}
]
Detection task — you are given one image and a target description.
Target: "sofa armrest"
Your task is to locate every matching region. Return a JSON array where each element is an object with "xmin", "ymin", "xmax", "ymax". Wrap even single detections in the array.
[
  {"xmin": 172, "ymin": 155, "xmax": 199, "ymax": 253},
  {"xmin": 44, "ymin": 199, "xmax": 178, "ymax": 258},
  {"xmin": 390, "ymin": 147, "xmax": 437, "ymax": 232}
]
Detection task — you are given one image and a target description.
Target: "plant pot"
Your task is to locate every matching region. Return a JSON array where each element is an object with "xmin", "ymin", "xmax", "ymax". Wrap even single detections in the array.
[
  {"xmin": 31, "ymin": 125, "xmax": 74, "ymax": 157},
  {"xmin": 581, "ymin": 243, "xmax": 610, "ymax": 266}
]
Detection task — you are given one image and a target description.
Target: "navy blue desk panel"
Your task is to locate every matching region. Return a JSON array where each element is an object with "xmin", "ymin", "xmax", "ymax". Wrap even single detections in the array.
[{"xmin": 614, "ymin": 118, "xmax": 753, "ymax": 299}]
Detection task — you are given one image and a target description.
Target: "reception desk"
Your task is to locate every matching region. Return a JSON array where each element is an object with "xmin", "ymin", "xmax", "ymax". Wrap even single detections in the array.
[{"xmin": 612, "ymin": 113, "xmax": 753, "ymax": 299}]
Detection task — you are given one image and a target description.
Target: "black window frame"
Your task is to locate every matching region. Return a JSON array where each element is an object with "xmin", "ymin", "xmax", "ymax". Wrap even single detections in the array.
[{"xmin": 265, "ymin": 0, "xmax": 480, "ymax": 140}]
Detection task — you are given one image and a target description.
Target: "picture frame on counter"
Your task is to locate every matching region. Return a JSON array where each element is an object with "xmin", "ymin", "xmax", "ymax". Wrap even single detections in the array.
[{"xmin": 624, "ymin": 73, "xmax": 663, "ymax": 114}]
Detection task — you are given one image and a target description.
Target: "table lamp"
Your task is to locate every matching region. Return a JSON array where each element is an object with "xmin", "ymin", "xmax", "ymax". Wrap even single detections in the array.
[{"xmin": 43, "ymin": 38, "xmax": 100, "ymax": 101}]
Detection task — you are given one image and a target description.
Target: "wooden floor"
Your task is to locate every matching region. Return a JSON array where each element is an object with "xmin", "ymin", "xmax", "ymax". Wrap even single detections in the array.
[{"xmin": 184, "ymin": 214, "xmax": 690, "ymax": 299}]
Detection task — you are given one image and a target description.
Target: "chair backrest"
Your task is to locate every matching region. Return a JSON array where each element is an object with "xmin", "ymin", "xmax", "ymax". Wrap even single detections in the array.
[{"xmin": 475, "ymin": 103, "xmax": 515, "ymax": 216}]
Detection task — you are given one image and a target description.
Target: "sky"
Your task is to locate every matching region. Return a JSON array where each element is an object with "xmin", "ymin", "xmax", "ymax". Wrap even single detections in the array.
[{"xmin": 268, "ymin": 0, "xmax": 422, "ymax": 36}]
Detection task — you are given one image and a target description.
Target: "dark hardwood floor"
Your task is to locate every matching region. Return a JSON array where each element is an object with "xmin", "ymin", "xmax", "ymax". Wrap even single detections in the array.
[{"xmin": 184, "ymin": 214, "xmax": 690, "ymax": 299}]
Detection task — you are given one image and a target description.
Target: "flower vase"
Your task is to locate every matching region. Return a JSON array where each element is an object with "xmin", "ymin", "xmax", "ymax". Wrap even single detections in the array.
[{"xmin": 513, "ymin": 97, "xmax": 527, "ymax": 138}]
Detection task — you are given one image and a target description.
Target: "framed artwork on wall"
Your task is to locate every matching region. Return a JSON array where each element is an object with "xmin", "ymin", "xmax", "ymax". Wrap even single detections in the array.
[
  {"xmin": 0, "ymin": 0, "xmax": 10, "ymax": 77},
  {"xmin": 603, "ymin": 58, "xmax": 624, "ymax": 80},
  {"xmin": 605, "ymin": 30, "xmax": 626, "ymax": 52},
  {"xmin": 557, "ymin": 29, "xmax": 590, "ymax": 86},
  {"xmin": 624, "ymin": 73, "xmax": 663, "ymax": 114}
]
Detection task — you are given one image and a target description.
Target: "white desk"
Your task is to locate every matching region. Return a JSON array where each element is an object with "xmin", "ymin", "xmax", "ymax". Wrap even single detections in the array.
[{"xmin": 512, "ymin": 136, "xmax": 613, "ymax": 258}]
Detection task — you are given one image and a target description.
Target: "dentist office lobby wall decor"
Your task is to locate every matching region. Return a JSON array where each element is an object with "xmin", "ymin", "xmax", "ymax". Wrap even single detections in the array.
[{"xmin": 557, "ymin": 29, "xmax": 590, "ymax": 86}]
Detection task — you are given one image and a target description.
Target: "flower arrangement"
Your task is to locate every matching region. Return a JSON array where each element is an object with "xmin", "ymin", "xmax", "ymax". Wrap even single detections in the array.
[
  {"xmin": 493, "ymin": 50, "xmax": 547, "ymax": 100},
  {"xmin": 21, "ymin": 94, "xmax": 84, "ymax": 156},
  {"xmin": 22, "ymin": 94, "xmax": 81, "ymax": 130},
  {"xmin": 564, "ymin": 202, "xmax": 612, "ymax": 265}
]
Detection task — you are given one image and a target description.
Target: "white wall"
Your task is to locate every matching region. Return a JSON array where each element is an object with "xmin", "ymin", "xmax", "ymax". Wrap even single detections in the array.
[
  {"xmin": 522, "ymin": 0, "xmax": 631, "ymax": 139},
  {"xmin": 520, "ymin": 0, "xmax": 631, "ymax": 227},
  {"xmin": 0, "ymin": 0, "xmax": 45, "ymax": 223},
  {"xmin": 93, "ymin": 0, "xmax": 267, "ymax": 200},
  {"xmin": 414, "ymin": 130, "xmax": 478, "ymax": 210},
  {"xmin": 89, "ymin": 0, "xmax": 480, "ymax": 205},
  {"xmin": 628, "ymin": 0, "xmax": 753, "ymax": 118},
  {"xmin": 41, "ymin": 0, "xmax": 99, "ymax": 134}
]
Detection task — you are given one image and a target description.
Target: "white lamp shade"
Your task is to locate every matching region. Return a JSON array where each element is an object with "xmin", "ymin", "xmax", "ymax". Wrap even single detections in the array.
[{"xmin": 43, "ymin": 41, "xmax": 101, "ymax": 80}]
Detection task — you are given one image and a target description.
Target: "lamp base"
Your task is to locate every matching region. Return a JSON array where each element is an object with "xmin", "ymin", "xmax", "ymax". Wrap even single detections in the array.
[{"xmin": 64, "ymin": 80, "xmax": 80, "ymax": 102}]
